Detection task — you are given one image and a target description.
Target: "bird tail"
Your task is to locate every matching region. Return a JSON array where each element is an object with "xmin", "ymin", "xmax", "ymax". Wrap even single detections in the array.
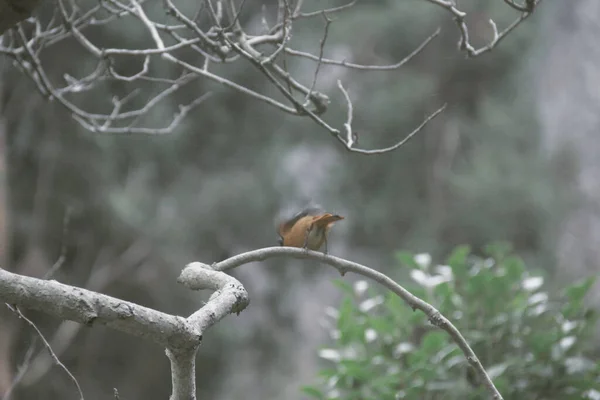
[{"xmin": 312, "ymin": 213, "xmax": 344, "ymax": 228}]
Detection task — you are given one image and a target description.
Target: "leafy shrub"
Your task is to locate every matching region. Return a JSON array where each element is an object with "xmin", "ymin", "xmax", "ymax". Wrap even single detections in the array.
[{"xmin": 303, "ymin": 244, "xmax": 600, "ymax": 400}]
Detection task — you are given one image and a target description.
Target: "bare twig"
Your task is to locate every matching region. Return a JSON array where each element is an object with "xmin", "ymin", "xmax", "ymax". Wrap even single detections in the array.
[
  {"xmin": 294, "ymin": 0, "xmax": 357, "ymax": 19},
  {"xmin": 424, "ymin": 0, "xmax": 542, "ymax": 57},
  {"xmin": 305, "ymin": 12, "xmax": 332, "ymax": 105},
  {"xmin": 1, "ymin": 0, "xmax": 542, "ymax": 146},
  {"xmin": 6, "ymin": 306, "xmax": 84, "ymax": 400},
  {"xmin": 348, "ymin": 104, "xmax": 447, "ymax": 155},
  {"xmin": 503, "ymin": 0, "xmax": 534, "ymax": 12},
  {"xmin": 43, "ymin": 206, "xmax": 72, "ymax": 279},
  {"xmin": 337, "ymin": 80, "xmax": 355, "ymax": 148},
  {"xmin": 287, "ymin": 28, "xmax": 440, "ymax": 71},
  {"xmin": 223, "ymin": 0, "xmax": 248, "ymax": 32}
]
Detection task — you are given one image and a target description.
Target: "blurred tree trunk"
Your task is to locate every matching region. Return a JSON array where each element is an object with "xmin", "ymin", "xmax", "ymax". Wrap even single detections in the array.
[
  {"xmin": 537, "ymin": 0, "xmax": 600, "ymax": 302},
  {"xmin": 0, "ymin": 65, "xmax": 13, "ymax": 397}
]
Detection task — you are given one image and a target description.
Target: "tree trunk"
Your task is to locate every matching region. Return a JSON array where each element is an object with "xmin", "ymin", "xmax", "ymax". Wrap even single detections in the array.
[
  {"xmin": 0, "ymin": 63, "xmax": 13, "ymax": 398},
  {"xmin": 537, "ymin": 0, "xmax": 600, "ymax": 303}
]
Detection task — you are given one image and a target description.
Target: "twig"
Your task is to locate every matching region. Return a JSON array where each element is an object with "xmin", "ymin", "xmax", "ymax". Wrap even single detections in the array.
[
  {"xmin": 43, "ymin": 206, "xmax": 72, "ymax": 279},
  {"xmin": 260, "ymin": 0, "xmax": 291, "ymax": 64},
  {"xmin": 287, "ymin": 28, "xmax": 440, "ymax": 70},
  {"xmin": 337, "ymin": 80, "xmax": 354, "ymax": 148},
  {"xmin": 503, "ymin": 0, "xmax": 533, "ymax": 12},
  {"xmin": 348, "ymin": 104, "xmax": 447, "ymax": 155},
  {"xmin": 294, "ymin": 0, "xmax": 357, "ymax": 18},
  {"xmin": 2, "ymin": 0, "xmax": 542, "ymax": 146},
  {"xmin": 223, "ymin": 0, "xmax": 248, "ymax": 32},
  {"xmin": 424, "ymin": 0, "xmax": 542, "ymax": 58},
  {"xmin": 6, "ymin": 306, "xmax": 85, "ymax": 400},
  {"xmin": 305, "ymin": 12, "xmax": 332, "ymax": 104}
]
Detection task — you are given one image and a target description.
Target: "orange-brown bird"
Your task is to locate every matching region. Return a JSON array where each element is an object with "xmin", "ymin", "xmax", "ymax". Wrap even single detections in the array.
[{"xmin": 277, "ymin": 207, "xmax": 344, "ymax": 254}]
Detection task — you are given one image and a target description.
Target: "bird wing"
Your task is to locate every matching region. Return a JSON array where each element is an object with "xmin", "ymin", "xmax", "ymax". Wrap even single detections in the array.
[{"xmin": 277, "ymin": 206, "xmax": 324, "ymax": 237}]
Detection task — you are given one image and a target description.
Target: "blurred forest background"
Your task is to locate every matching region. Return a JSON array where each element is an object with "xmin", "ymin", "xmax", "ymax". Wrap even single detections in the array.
[{"xmin": 1, "ymin": 0, "xmax": 599, "ymax": 399}]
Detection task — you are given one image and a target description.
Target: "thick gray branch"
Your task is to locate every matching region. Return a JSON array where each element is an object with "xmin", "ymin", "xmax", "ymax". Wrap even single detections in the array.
[
  {"xmin": 166, "ymin": 348, "xmax": 197, "ymax": 400},
  {"xmin": 0, "ymin": 265, "xmax": 249, "ymax": 400},
  {"xmin": 164, "ymin": 264, "xmax": 249, "ymax": 400},
  {"xmin": 178, "ymin": 262, "xmax": 249, "ymax": 333},
  {"xmin": 0, "ymin": 268, "xmax": 200, "ymax": 349}
]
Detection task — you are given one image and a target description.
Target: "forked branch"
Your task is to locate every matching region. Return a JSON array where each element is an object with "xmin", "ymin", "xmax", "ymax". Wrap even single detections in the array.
[
  {"xmin": 0, "ymin": 0, "xmax": 542, "ymax": 151},
  {"xmin": 1, "ymin": 245, "xmax": 503, "ymax": 399}
]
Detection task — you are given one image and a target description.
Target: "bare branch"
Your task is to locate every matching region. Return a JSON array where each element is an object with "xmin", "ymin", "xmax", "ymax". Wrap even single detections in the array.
[
  {"xmin": 305, "ymin": 12, "xmax": 332, "ymax": 104},
  {"xmin": 0, "ymin": 0, "xmax": 543, "ymax": 145},
  {"xmin": 169, "ymin": 263, "xmax": 249, "ymax": 400},
  {"xmin": 0, "ymin": 260, "xmax": 248, "ymax": 399},
  {"xmin": 6, "ymin": 306, "xmax": 84, "ymax": 400},
  {"xmin": 424, "ymin": 0, "xmax": 542, "ymax": 57},
  {"xmin": 43, "ymin": 206, "xmax": 72, "ymax": 279},
  {"xmin": 208, "ymin": 246, "xmax": 504, "ymax": 400},
  {"xmin": 74, "ymin": 91, "xmax": 214, "ymax": 134},
  {"xmin": 503, "ymin": 0, "xmax": 534, "ymax": 13},
  {"xmin": 0, "ymin": 269, "xmax": 199, "ymax": 348},
  {"xmin": 337, "ymin": 80, "xmax": 355, "ymax": 148},
  {"xmin": 294, "ymin": 0, "xmax": 357, "ymax": 19},
  {"xmin": 178, "ymin": 263, "xmax": 249, "ymax": 331},
  {"xmin": 166, "ymin": 55, "xmax": 298, "ymax": 114},
  {"xmin": 223, "ymin": 0, "xmax": 247, "ymax": 32},
  {"xmin": 1, "ymin": 242, "xmax": 504, "ymax": 399},
  {"xmin": 287, "ymin": 27, "xmax": 440, "ymax": 71},
  {"xmin": 348, "ymin": 104, "xmax": 447, "ymax": 155}
]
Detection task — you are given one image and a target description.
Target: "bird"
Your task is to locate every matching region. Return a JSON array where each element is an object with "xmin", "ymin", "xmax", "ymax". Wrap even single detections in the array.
[{"xmin": 277, "ymin": 207, "xmax": 344, "ymax": 254}]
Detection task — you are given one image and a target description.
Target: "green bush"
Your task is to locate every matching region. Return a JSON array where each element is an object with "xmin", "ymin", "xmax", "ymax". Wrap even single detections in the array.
[{"xmin": 303, "ymin": 244, "xmax": 600, "ymax": 400}]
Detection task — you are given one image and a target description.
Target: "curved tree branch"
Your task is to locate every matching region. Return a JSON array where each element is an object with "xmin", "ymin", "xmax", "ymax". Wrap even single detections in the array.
[
  {"xmin": 206, "ymin": 247, "xmax": 504, "ymax": 400},
  {"xmin": 2, "ymin": 246, "xmax": 502, "ymax": 399}
]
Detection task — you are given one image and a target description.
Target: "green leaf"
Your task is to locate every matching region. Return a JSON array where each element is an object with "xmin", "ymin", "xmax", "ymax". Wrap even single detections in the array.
[
  {"xmin": 446, "ymin": 245, "xmax": 471, "ymax": 278},
  {"xmin": 502, "ymin": 255, "xmax": 526, "ymax": 282},
  {"xmin": 421, "ymin": 331, "xmax": 447, "ymax": 354},
  {"xmin": 300, "ymin": 386, "xmax": 324, "ymax": 399},
  {"xmin": 340, "ymin": 359, "xmax": 370, "ymax": 381},
  {"xmin": 332, "ymin": 279, "xmax": 357, "ymax": 296},
  {"xmin": 306, "ymin": 244, "xmax": 600, "ymax": 400},
  {"xmin": 483, "ymin": 242, "xmax": 513, "ymax": 259},
  {"xmin": 337, "ymin": 297, "xmax": 362, "ymax": 344},
  {"xmin": 367, "ymin": 315, "xmax": 393, "ymax": 335},
  {"xmin": 395, "ymin": 250, "xmax": 420, "ymax": 270},
  {"xmin": 528, "ymin": 330, "xmax": 559, "ymax": 358},
  {"xmin": 564, "ymin": 277, "xmax": 596, "ymax": 304}
]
